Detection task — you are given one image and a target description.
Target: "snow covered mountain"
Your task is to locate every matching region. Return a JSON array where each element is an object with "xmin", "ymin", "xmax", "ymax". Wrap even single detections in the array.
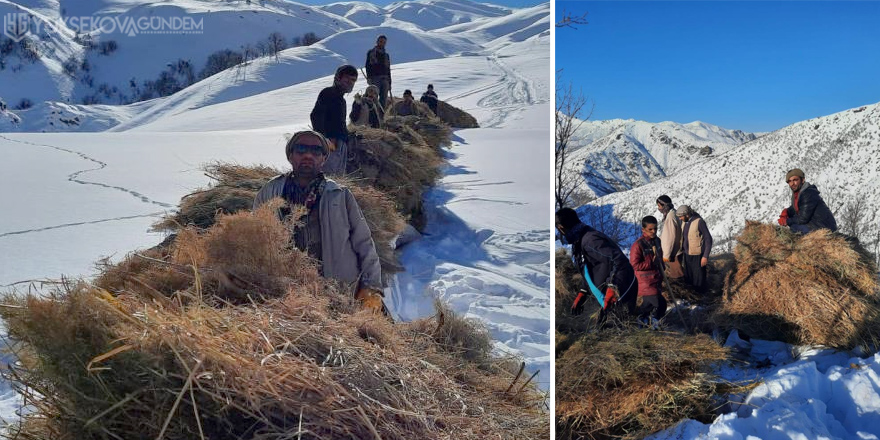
[
  {"xmin": 588, "ymin": 102, "xmax": 880, "ymax": 250},
  {"xmin": 0, "ymin": 0, "xmax": 543, "ymax": 132},
  {"xmin": 564, "ymin": 118, "xmax": 759, "ymax": 200}
]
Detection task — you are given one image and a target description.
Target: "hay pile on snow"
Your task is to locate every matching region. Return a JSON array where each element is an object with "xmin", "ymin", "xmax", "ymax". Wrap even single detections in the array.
[
  {"xmin": 556, "ymin": 329, "xmax": 728, "ymax": 440},
  {"xmin": 436, "ymin": 100, "xmax": 479, "ymax": 129},
  {"xmin": 347, "ymin": 126, "xmax": 442, "ymax": 226},
  {"xmin": 1, "ymin": 206, "xmax": 548, "ymax": 440},
  {"xmin": 385, "ymin": 114, "xmax": 452, "ymax": 150},
  {"xmin": 715, "ymin": 221, "xmax": 880, "ymax": 348}
]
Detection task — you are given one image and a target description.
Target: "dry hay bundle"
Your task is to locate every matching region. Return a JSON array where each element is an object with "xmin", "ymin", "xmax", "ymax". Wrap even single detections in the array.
[
  {"xmin": 715, "ymin": 221, "xmax": 880, "ymax": 348},
  {"xmin": 436, "ymin": 100, "xmax": 479, "ymax": 129},
  {"xmin": 153, "ymin": 163, "xmax": 405, "ymax": 279},
  {"xmin": 348, "ymin": 126, "xmax": 442, "ymax": 226},
  {"xmin": 556, "ymin": 329, "xmax": 728, "ymax": 440},
  {"xmin": 1, "ymin": 206, "xmax": 548, "ymax": 440},
  {"xmin": 385, "ymin": 114, "xmax": 453, "ymax": 150},
  {"xmin": 555, "ymin": 249, "xmax": 597, "ymax": 343}
]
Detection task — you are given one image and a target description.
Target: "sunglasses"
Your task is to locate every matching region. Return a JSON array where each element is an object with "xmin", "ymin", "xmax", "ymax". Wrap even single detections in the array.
[{"xmin": 290, "ymin": 143, "xmax": 326, "ymax": 156}]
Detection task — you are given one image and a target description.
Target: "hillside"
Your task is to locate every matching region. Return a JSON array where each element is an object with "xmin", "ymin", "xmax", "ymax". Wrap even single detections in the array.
[
  {"xmin": 564, "ymin": 118, "xmax": 759, "ymax": 200},
  {"xmin": 587, "ymin": 102, "xmax": 880, "ymax": 251}
]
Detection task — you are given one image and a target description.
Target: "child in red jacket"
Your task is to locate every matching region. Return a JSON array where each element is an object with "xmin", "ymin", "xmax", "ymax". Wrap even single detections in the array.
[{"xmin": 630, "ymin": 216, "xmax": 667, "ymax": 329}]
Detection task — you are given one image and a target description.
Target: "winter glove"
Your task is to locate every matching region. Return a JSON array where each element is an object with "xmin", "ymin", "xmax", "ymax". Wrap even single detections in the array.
[
  {"xmin": 355, "ymin": 288, "xmax": 384, "ymax": 313},
  {"xmin": 778, "ymin": 208, "xmax": 789, "ymax": 226},
  {"xmin": 603, "ymin": 287, "xmax": 618, "ymax": 310},
  {"xmin": 571, "ymin": 289, "xmax": 587, "ymax": 316}
]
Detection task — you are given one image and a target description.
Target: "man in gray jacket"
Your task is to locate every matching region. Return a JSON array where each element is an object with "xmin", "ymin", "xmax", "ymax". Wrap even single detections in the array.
[{"xmin": 253, "ymin": 130, "xmax": 384, "ymax": 312}]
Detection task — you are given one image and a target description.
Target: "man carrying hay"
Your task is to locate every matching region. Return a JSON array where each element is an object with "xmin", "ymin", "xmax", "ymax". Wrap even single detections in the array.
[
  {"xmin": 630, "ymin": 216, "xmax": 667, "ymax": 329},
  {"xmin": 365, "ymin": 35, "xmax": 391, "ymax": 108},
  {"xmin": 677, "ymin": 205, "xmax": 713, "ymax": 295},
  {"xmin": 778, "ymin": 168, "xmax": 838, "ymax": 233},
  {"xmin": 350, "ymin": 85, "xmax": 385, "ymax": 128},
  {"xmin": 311, "ymin": 65, "xmax": 358, "ymax": 175},
  {"xmin": 420, "ymin": 84, "xmax": 439, "ymax": 115},
  {"xmin": 656, "ymin": 195, "xmax": 684, "ymax": 279},
  {"xmin": 391, "ymin": 90, "xmax": 427, "ymax": 117},
  {"xmin": 556, "ymin": 208, "xmax": 638, "ymax": 323},
  {"xmin": 253, "ymin": 130, "xmax": 385, "ymax": 312}
]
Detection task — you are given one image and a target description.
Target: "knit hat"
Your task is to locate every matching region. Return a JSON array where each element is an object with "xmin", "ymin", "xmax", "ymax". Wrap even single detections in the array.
[
  {"xmin": 786, "ymin": 168, "xmax": 805, "ymax": 181},
  {"xmin": 285, "ymin": 130, "xmax": 330, "ymax": 156},
  {"xmin": 365, "ymin": 85, "xmax": 379, "ymax": 96},
  {"xmin": 676, "ymin": 205, "xmax": 692, "ymax": 217}
]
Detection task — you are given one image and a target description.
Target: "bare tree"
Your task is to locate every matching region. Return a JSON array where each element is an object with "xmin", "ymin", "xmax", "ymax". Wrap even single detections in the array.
[
  {"xmin": 555, "ymin": 71, "xmax": 593, "ymax": 209},
  {"xmin": 556, "ymin": 10, "xmax": 588, "ymax": 29},
  {"xmin": 839, "ymin": 198, "xmax": 870, "ymax": 241},
  {"xmin": 267, "ymin": 32, "xmax": 287, "ymax": 61}
]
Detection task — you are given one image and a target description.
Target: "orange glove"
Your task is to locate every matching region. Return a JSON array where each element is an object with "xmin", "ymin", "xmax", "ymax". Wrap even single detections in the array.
[
  {"xmin": 603, "ymin": 287, "xmax": 618, "ymax": 310},
  {"xmin": 778, "ymin": 208, "xmax": 789, "ymax": 226},
  {"xmin": 355, "ymin": 288, "xmax": 384, "ymax": 313},
  {"xmin": 571, "ymin": 290, "xmax": 587, "ymax": 316}
]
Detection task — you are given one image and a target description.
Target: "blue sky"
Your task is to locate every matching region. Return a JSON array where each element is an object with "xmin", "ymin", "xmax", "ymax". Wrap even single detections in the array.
[{"xmin": 556, "ymin": 1, "xmax": 880, "ymax": 133}]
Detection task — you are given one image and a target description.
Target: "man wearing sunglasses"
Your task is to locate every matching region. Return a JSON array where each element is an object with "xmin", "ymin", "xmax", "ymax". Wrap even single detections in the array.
[
  {"xmin": 778, "ymin": 168, "xmax": 837, "ymax": 234},
  {"xmin": 253, "ymin": 130, "xmax": 385, "ymax": 313}
]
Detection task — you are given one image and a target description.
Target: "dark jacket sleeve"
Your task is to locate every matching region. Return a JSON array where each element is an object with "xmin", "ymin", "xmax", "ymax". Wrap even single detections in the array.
[
  {"xmin": 789, "ymin": 189, "xmax": 820, "ymax": 226},
  {"xmin": 365, "ymin": 49, "xmax": 373, "ymax": 77},
  {"xmin": 699, "ymin": 220, "xmax": 713, "ymax": 259},
  {"xmin": 581, "ymin": 233, "xmax": 620, "ymax": 290},
  {"xmin": 310, "ymin": 89, "xmax": 327, "ymax": 135}
]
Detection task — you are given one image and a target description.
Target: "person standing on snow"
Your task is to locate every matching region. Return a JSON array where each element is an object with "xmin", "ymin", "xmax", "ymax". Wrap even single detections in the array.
[
  {"xmin": 630, "ymin": 216, "xmax": 667, "ymax": 329},
  {"xmin": 310, "ymin": 65, "xmax": 358, "ymax": 175},
  {"xmin": 778, "ymin": 168, "xmax": 838, "ymax": 233},
  {"xmin": 677, "ymin": 205, "xmax": 713, "ymax": 295},
  {"xmin": 365, "ymin": 35, "xmax": 391, "ymax": 108},
  {"xmin": 656, "ymin": 195, "xmax": 684, "ymax": 279},
  {"xmin": 555, "ymin": 207, "xmax": 637, "ymax": 325}
]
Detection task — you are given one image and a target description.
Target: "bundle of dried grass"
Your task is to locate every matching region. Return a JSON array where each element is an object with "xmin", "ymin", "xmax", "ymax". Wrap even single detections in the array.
[
  {"xmin": 715, "ymin": 221, "xmax": 880, "ymax": 348},
  {"xmin": 1, "ymin": 206, "xmax": 548, "ymax": 440},
  {"xmin": 555, "ymin": 249, "xmax": 597, "ymax": 345},
  {"xmin": 556, "ymin": 329, "xmax": 728, "ymax": 440},
  {"xmin": 348, "ymin": 126, "xmax": 442, "ymax": 227},
  {"xmin": 385, "ymin": 115, "xmax": 452, "ymax": 150},
  {"xmin": 153, "ymin": 163, "xmax": 405, "ymax": 279},
  {"xmin": 436, "ymin": 100, "xmax": 479, "ymax": 129}
]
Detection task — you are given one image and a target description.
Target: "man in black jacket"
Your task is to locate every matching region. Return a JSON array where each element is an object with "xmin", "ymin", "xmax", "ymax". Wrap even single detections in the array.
[
  {"xmin": 310, "ymin": 64, "xmax": 357, "ymax": 175},
  {"xmin": 778, "ymin": 168, "xmax": 838, "ymax": 233},
  {"xmin": 556, "ymin": 208, "xmax": 637, "ymax": 324},
  {"xmin": 420, "ymin": 84, "xmax": 438, "ymax": 115},
  {"xmin": 365, "ymin": 35, "xmax": 391, "ymax": 108}
]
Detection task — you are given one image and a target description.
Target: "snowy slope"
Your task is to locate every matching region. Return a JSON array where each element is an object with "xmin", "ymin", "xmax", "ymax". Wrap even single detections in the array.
[
  {"xmin": 385, "ymin": 0, "xmax": 510, "ymax": 30},
  {"xmin": 587, "ymin": 102, "xmax": 880, "ymax": 250},
  {"xmin": 649, "ymin": 331, "xmax": 880, "ymax": 440},
  {"xmin": 564, "ymin": 118, "xmax": 758, "ymax": 200},
  {"xmin": 1, "ymin": 22, "xmax": 550, "ymax": 426},
  {"xmin": 2, "ymin": 0, "xmax": 545, "ymax": 133},
  {"xmin": 0, "ymin": 0, "xmax": 354, "ymax": 108}
]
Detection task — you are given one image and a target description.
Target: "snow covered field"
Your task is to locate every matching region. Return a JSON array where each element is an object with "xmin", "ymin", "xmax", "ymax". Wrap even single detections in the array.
[
  {"xmin": 0, "ymin": 0, "xmax": 551, "ymax": 424},
  {"xmin": 650, "ymin": 331, "xmax": 880, "ymax": 440}
]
